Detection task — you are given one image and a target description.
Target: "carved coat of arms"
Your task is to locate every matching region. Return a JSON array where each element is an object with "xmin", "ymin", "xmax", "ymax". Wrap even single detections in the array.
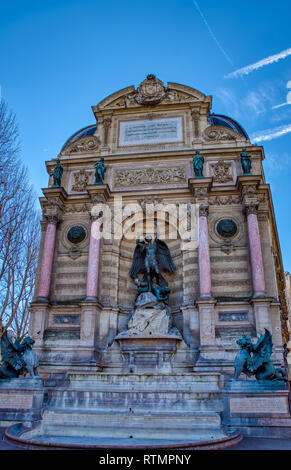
[{"xmin": 135, "ymin": 74, "xmax": 167, "ymax": 105}]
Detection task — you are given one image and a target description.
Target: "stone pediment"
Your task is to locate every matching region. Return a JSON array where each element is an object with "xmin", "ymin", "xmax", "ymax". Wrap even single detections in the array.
[
  {"xmin": 61, "ymin": 135, "xmax": 101, "ymax": 155},
  {"xmin": 93, "ymin": 75, "xmax": 211, "ymax": 112},
  {"xmin": 203, "ymin": 125, "xmax": 248, "ymax": 143}
]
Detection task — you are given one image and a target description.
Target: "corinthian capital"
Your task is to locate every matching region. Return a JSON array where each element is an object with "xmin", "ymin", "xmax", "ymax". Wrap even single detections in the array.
[
  {"xmin": 44, "ymin": 213, "xmax": 62, "ymax": 225},
  {"xmin": 199, "ymin": 204, "xmax": 209, "ymax": 217},
  {"xmin": 244, "ymin": 201, "xmax": 259, "ymax": 216}
]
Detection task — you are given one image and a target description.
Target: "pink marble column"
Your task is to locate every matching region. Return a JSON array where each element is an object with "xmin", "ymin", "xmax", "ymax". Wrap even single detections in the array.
[
  {"xmin": 245, "ymin": 203, "xmax": 266, "ymax": 298},
  {"xmin": 198, "ymin": 205, "xmax": 212, "ymax": 299},
  {"xmin": 37, "ymin": 216, "xmax": 58, "ymax": 301},
  {"xmin": 85, "ymin": 215, "xmax": 101, "ymax": 301}
]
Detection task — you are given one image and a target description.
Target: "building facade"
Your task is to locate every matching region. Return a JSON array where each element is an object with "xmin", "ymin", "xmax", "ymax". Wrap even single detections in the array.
[{"xmin": 29, "ymin": 75, "xmax": 288, "ymax": 377}]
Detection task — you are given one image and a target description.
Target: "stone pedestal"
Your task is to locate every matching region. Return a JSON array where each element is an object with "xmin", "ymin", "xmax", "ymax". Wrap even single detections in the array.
[
  {"xmin": 116, "ymin": 335, "xmax": 181, "ymax": 374},
  {"xmin": 222, "ymin": 379, "xmax": 291, "ymax": 438},
  {"xmin": 0, "ymin": 378, "xmax": 45, "ymax": 426}
]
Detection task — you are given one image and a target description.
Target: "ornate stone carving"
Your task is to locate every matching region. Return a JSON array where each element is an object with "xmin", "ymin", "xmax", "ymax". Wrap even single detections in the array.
[
  {"xmin": 139, "ymin": 196, "xmax": 162, "ymax": 214},
  {"xmin": 63, "ymin": 136, "xmax": 100, "ymax": 154},
  {"xmin": 134, "ymin": 74, "xmax": 167, "ymax": 106},
  {"xmin": 44, "ymin": 197, "xmax": 64, "ymax": 211},
  {"xmin": 244, "ymin": 201, "xmax": 259, "ymax": 215},
  {"xmin": 210, "ymin": 161, "xmax": 233, "ymax": 184},
  {"xmin": 114, "ymin": 167, "xmax": 187, "ymax": 187},
  {"xmin": 90, "ymin": 194, "xmax": 106, "ymax": 204},
  {"xmin": 203, "ymin": 126, "xmax": 239, "ymax": 142},
  {"xmin": 193, "ymin": 187, "xmax": 208, "ymax": 202},
  {"xmin": 191, "ymin": 109, "xmax": 200, "ymax": 138},
  {"xmin": 63, "ymin": 203, "xmax": 89, "ymax": 213},
  {"xmin": 241, "ymin": 185, "xmax": 257, "ymax": 198},
  {"xmin": 199, "ymin": 204, "xmax": 209, "ymax": 217},
  {"xmin": 44, "ymin": 213, "xmax": 61, "ymax": 225},
  {"xmin": 71, "ymin": 170, "xmax": 92, "ymax": 192},
  {"xmin": 209, "ymin": 195, "xmax": 241, "ymax": 205}
]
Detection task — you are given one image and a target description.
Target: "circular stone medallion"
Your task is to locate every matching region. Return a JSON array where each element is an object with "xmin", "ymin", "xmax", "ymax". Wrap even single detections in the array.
[
  {"xmin": 67, "ymin": 225, "xmax": 86, "ymax": 244},
  {"xmin": 216, "ymin": 219, "xmax": 237, "ymax": 238}
]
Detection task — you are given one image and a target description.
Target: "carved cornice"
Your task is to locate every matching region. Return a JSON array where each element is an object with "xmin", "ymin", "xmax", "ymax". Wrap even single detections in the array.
[{"xmin": 209, "ymin": 195, "xmax": 240, "ymax": 206}]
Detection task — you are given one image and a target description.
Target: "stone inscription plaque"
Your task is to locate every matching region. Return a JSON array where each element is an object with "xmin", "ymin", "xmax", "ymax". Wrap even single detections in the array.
[
  {"xmin": 230, "ymin": 397, "xmax": 288, "ymax": 414},
  {"xmin": 0, "ymin": 393, "xmax": 33, "ymax": 409},
  {"xmin": 119, "ymin": 117, "xmax": 183, "ymax": 146}
]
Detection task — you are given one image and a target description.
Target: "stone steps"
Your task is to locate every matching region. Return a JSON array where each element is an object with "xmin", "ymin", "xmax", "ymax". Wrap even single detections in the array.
[{"xmin": 45, "ymin": 372, "xmax": 223, "ymax": 413}]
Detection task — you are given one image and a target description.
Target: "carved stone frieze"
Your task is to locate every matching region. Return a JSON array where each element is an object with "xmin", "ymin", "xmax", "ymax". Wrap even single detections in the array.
[
  {"xmin": 203, "ymin": 126, "xmax": 242, "ymax": 142},
  {"xmin": 209, "ymin": 195, "xmax": 241, "ymax": 206},
  {"xmin": 63, "ymin": 204, "xmax": 89, "ymax": 214},
  {"xmin": 62, "ymin": 136, "xmax": 100, "ymax": 154},
  {"xmin": 114, "ymin": 166, "xmax": 187, "ymax": 188}
]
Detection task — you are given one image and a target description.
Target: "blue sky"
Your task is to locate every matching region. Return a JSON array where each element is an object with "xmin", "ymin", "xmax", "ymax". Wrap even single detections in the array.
[{"xmin": 1, "ymin": 0, "xmax": 291, "ymax": 269}]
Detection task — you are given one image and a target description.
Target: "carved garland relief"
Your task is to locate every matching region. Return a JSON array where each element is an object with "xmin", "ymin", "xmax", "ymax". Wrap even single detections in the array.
[{"xmin": 113, "ymin": 166, "xmax": 187, "ymax": 188}]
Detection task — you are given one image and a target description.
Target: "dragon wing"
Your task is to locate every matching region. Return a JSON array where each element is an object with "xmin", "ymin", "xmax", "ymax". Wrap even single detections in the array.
[
  {"xmin": 251, "ymin": 328, "xmax": 273, "ymax": 371},
  {"xmin": 0, "ymin": 331, "xmax": 24, "ymax": 370},
  {"xmin": 156, "ymin": 239, "xmax": 176, "ymax": 273},
  {"xmin": 129, "ymin": 242, "xmax": 146, "ymax": 278}
]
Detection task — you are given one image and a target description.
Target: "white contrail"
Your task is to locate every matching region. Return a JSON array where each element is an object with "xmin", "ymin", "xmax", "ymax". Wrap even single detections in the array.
[
  {"xmin": 225, "ymin": 48, "xmax": 291, "ymax": 79},
  {"xmin": 192, "ymin": 0, "xmax": 234, "ymax": 67},
  {"xmin": 251, "ymin": 123, "xmax": 291, "ymax": 143},
  {"xmin": 271, "ymin": 102, "xmax": 289, "ymax": 110}
]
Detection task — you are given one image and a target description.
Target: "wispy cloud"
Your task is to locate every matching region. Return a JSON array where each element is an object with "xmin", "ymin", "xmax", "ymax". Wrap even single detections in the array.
[
  {"xmin": 225, "ymin": 48, "xmax": 291, "ymax": 79},
  {"xmin": 251, "ymin": 123, "xmax": 291, "ymax": 143},
  {"xmin": 192, "ymin": 0, "xmax": 234, "ymax": 67}
]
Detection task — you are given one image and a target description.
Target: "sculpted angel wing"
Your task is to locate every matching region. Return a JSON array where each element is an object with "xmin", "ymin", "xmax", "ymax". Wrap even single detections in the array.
[
  {"xmin": 250, "ymin": 329, "xmax": 273, "ymax": 372},
  {"xmin": 129, "ymin": 242, "xmax": 146, "ymax": 278},
  {"xmin": 0, "ymin": 331, "xmax": 24, "ymax": 371},
  {"xmin": 156, "ymin": 239, "xmax": 176, "ymax": 273}
]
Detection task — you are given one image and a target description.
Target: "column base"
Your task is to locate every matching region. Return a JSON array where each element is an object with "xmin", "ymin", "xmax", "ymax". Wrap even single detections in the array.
[
  {"xmin": 252, "ymin": 292, "xmax": 266, "ymax": 299},
  {"xmin": 84, "ymin": 296, "xmax": 98, "ymax": 302},
  {"xmin": 35, "ymin": 297, "xmax": 49, "ymax": 303},
  {"xmin": 198, "ymin": 294, "xmax": 214, "ymax": 301}
]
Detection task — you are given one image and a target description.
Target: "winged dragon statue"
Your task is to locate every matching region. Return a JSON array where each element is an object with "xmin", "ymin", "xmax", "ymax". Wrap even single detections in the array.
[
  {"xmin": 0, "ymin": 330, "xmax": 39, "ymax": 379},
  {"xmin": 233, "ymin": 329, "xmax": 287, "ymax": 382}
]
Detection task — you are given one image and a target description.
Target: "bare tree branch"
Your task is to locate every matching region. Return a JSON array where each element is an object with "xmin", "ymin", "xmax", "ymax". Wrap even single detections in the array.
[{"xmin": 0, "ymin": 100, "xmax": 40, "ymax": 340}]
